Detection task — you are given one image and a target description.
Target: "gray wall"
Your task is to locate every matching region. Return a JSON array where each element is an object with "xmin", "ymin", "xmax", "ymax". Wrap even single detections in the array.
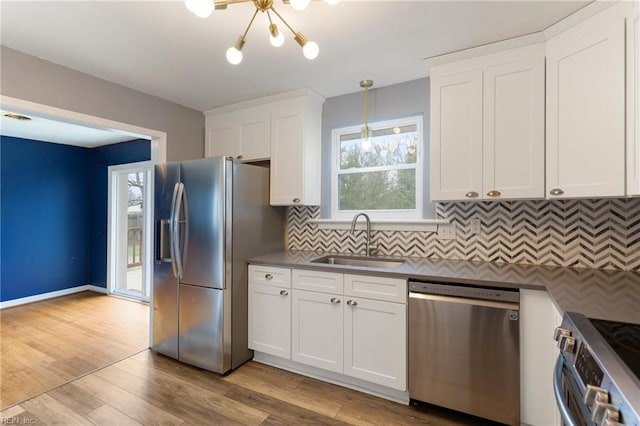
[
  {"xmin": 0, "ymin": 46, "xmax": 204, "ymax": 162},
  {"xmin": 320, "ymin": 77, "xmax": 436, "ymax": 218}
]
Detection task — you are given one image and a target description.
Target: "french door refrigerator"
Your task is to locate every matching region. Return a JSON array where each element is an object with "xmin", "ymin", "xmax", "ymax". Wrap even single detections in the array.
[{"xmin": 152, "ymin": 157, "xmax": 285, "ymax": 373}]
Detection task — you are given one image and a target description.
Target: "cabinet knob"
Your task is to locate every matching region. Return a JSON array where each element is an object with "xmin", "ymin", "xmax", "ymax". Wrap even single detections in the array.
[
  {"xmin": 292, "ymin": 198, "xmax": 301, "ymax": 204},
  {"xmin": 549, "ymin": 188, "xmax": 564, "ymax": 196},
  {"xmin": 265, "ymin": 273, "xmax": 273, "ymax": 280},
  {"xmin": 279, "ymin": 290, "xmax": 288, "ymax": 296},
  {"xmin": 486, "ymin": 190, "xmax": 501, "ymax": 197},
  {"xmin": 346, "ymin": 300, "xmax": 358, "ymax": 307},
  {"xmin": 237, "ymin": 155, "xmax": 244, "ymax": 160},
  {"xmin": 465, "ymin": 191, "xmax": 479, "ymax": 198},
  {"xmin": 330, "ymin": 297, "xmax": 341, "ymax": 304}
]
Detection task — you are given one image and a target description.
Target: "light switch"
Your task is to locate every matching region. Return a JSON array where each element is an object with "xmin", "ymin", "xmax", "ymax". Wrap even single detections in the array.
[{"xmin": 437, "ymin": 223, "xmax": 456, "ymax": 240}]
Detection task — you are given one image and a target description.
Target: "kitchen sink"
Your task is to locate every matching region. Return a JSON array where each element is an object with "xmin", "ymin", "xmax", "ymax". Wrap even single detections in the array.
[{"xmin": 310, "ymin": 255, "xmax": 405, "ymax": 270}]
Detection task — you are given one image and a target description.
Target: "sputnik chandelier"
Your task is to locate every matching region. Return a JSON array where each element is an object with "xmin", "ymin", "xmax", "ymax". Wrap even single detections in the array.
[{"xmin": 184, "ymin": 0, "xmax": 339, "ymax": 65}]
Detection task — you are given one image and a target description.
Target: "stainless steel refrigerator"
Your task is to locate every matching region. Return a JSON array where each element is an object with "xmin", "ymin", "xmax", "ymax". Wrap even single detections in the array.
[{"xmin": 152, "ymin": 156, "xmax": 285, "ymax": 374}]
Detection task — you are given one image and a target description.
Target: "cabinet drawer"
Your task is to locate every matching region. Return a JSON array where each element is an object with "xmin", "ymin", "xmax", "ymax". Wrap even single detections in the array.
[
  {"xmin": 344, "ymin": 274, "xmax": 407, "ymax": 304},
  {"xmin": 293, "ymin": 269, "xmax": 343, "ymax": 294},
  {"xmin": 249, "ymin": 265, "xmax": 291, "ymax": 288}
]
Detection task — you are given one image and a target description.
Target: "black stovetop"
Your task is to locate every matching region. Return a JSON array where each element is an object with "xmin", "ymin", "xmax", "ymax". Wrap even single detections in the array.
[{"xmin": 590, "ymin": 318, "xmax": 640, "ymax": 382}]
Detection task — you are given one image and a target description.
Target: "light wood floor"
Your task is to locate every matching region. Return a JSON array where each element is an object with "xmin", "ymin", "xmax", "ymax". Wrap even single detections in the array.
[
  {"xmin": 1, "ymin": 291, "xmax": 489, "ymax": 425},
  {"xmin": 0, "ymin": 291, "xmax": 149, "ymax": 409},
  {"xmin": 1, "ymin": 350, "xmax": 489, "ymax": 425}
]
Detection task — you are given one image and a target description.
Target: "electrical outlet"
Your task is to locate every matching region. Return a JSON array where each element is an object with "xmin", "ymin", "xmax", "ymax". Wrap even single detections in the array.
[
  {"xmin": 437, "ymin": 223, "xmax": 456, "ymax": 240},
  {"xmin": 470, "ymin": 218, "xmax": 481, "ymax": 235}
]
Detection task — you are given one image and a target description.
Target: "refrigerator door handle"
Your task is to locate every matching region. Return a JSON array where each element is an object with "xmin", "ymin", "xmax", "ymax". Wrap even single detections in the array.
[
  {"xmin": 177, "ymin": 183, "xmax": 189, "ymax": 279},
  {"xmin": 173, "ymin": 182, "xmax": 187, "ymax": 279},
  {"xmin": 169, "ymin": 182, "xmax": 181, "ymax": 278}
]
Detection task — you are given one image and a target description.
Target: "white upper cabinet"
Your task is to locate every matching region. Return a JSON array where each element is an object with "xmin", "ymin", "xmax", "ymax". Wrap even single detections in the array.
[
  {"xmin": 482, "ymin": 58, "xmax": 545, "ymax": 199},
  {"xmin": 205, "ymin": 105, "xmax": 270, "ymax": 162},
  {"xmin": 269, "ymin": 94, "xmax": 324, "ymax": 206},
  {"xmin": 430, "ymin": 44, "xmax": 545, "ymax": 201},
  {"xmin": 204, "ymin": 89, "xmax": 325, "ymax": 206},
  {"xmin": 628, "ymin": 2, "xmax": 640, "ymax": 196},
  {"xmin": 545, "ymin": 3, "xmax": 627, "ymax": 198},
  {"xmin": 430, "ymin": 70, "xmax": 483, "ymax": 201}
]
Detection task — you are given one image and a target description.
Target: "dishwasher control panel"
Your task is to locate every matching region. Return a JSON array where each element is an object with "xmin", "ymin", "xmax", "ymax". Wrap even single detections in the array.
[{"xmin": 409, "ymin": 281, "xmax": 520, "ymax": 303}]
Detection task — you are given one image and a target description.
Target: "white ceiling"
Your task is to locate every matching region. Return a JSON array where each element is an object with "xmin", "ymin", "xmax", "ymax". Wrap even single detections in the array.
[
  {"xmin": 0, "ymin": 110, "xmax": 146, "ymax": 147},
  {"xmin": 1, "ymin": 0, "xmax": 590, "ymax": 113}
]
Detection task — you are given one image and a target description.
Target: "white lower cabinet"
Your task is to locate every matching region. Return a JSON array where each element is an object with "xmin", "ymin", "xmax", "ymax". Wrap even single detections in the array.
[
  {"xmin": 290, "ymin": 270, "xmax": 407, "ymax": 391},
  {"xmin": 344, "ymin": 296, "xmax": 407, "ymax": 390},
  {"xmin": 248, "ymin": 282, "xmax": 291, "ymax": 359},
  {"xmin": 520, "ymin": 289, "xmax": 562, "ymax": 426},
  {"xmin": 248, "ymin": 266, "xmax": 292, "ymax": 359},
  {"xmin": 249, "ymin": 265, "xmax": 408, "ymax": 393},
  {"xmin": 291, "ymin": 289, "xmax": 343, "ymax": 373}
]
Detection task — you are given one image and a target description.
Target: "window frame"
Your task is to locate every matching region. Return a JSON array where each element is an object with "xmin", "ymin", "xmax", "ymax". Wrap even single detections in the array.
[{"xmin": 330, "ymin": 115, "xmax": 424, "ymax": 220}]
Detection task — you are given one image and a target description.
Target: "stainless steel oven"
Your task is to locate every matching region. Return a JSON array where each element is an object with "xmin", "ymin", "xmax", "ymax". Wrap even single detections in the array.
[{"xmin": 553, "ymin": 312, "xmax": 640, "ymax": 426}]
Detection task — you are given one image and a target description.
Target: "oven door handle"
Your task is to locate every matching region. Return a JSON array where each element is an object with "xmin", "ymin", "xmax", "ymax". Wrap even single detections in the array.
[{"xmin": 553, "ymin": 355, "xmax": 579, "ymax": 426}]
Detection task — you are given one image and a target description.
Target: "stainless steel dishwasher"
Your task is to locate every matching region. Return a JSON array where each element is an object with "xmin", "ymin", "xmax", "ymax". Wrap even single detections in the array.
[{"xmin": 408, "ymin": 280, "xmax": 520, "ymax": 426}]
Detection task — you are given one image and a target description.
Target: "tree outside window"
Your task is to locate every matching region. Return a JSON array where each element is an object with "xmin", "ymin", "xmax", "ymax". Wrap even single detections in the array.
[{"xmin": 331, "ymin": 116, "xmax": 423, "ymax": 219}]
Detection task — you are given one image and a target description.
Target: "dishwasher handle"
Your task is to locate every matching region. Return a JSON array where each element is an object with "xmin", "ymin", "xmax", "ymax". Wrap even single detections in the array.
[{"xmin": 409, "ymin": 292, "xmax": 520, "ymax": 311}]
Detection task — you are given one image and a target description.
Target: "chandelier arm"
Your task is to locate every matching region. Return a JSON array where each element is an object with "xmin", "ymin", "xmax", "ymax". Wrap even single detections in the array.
[
  {"xmin": 269, "ymin": 5, "xmax": 297, "ymax": 36},
  {"xmin": 241, "ymin": 7, "xmax": 261, "ymax": 39}
]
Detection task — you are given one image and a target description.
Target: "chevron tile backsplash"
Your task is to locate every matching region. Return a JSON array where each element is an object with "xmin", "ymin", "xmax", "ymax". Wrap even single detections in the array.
[{"xmin": 286, "ymin": 198, "xmax": 640, "ymax": 271}]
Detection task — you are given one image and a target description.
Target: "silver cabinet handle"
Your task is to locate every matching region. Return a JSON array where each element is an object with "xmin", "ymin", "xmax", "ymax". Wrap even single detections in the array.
[
  {"xmin": 292, "ymin": 198, "xmax": 301, "ymax": 203},
  {"xmin": 330, "ymin": 297, "xmax": 341, "ymax": 304},
  {"xmin": 265, "ymin": 273, "xmax": 273, "ymax": 280},
  {"xmin": 280, "ymin": 290, "xmax": 289, "ymax": 296},
  {"xmin": 237, "ymin": 155, "xmax": 244, "ymax": 160},
  {"xmin": 486, "ymin": 190, "xmax": 501, "ymax": 197},
  {"xmin": 346, "ymin": 300, "xmax": 358, "ymax": 306},
  {"xmin": 550, "ymin": 188, "xmax": 564, "ymax": 196},
  {"xmin": 465, "ymin": 191, "xmax": 479, "ymax": 198}
]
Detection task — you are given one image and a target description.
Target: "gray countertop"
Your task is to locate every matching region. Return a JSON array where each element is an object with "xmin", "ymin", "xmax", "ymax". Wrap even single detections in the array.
[{"xmin": 249, "ymin": 250, "xmax": 640, "ymax": 325}]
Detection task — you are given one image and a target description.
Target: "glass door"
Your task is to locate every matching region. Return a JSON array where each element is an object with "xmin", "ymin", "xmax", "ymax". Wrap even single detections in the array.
[{"xmin": 109, "ymin": 163, "xmax": 153, "ymax": 301}]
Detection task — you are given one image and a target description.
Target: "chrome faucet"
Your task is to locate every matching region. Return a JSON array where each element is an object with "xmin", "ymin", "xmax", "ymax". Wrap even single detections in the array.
[{"xmin": 350, "ymin": 213, "xmax": 376, "ymax": 256}]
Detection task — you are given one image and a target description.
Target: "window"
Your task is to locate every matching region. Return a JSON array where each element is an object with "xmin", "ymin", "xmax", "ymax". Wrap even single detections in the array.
[{"xmin": 331, "ymin": 116, "xmax": 423, "ymax": 219}]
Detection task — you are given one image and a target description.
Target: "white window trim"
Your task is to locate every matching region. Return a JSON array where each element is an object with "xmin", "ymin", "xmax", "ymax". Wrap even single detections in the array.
[
  {"xmin": 307, "ymin": 218, "xmax": 447, "ymax": 232},
  {"xmin": 107, "ymin": 161, "xmax": 154, "ymax": 303},
  {"xmin": 330, "ymin": 115, "xmax": 424, "ymax": 220}
]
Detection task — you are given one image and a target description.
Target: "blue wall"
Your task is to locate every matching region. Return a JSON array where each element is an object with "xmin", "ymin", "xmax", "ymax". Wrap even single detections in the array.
[{"xmin": 0, "ymin": 136, "xmax": 149, "ymax": 302}]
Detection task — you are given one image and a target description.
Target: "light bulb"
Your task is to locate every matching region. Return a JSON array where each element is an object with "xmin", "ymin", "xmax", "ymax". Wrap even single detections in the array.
[
  {"xmin": 184, "ymin": 0, "xmax": 214, "ymax": 18},
  {"xmin": 325, "ymin": 0, "xmax": 340, "ymax": 4},
  {"xmin": 269, "ymin": 24, "xmax": 285, "ymax": 47},
  {"xmin": 226, "ymin": 47, "xmax": 243, "ymax": 65},
  {"xmin": 290, "ymin": 0, "xmax": 310, "ymax": 11},
  {"xmin": 270, "ymin": 32, "xmax": 284, "ymax": 47},
  {"xmin": 361, "ymin": 125, "xmax": 372, "ymax": 151},
  {"xmin": 303, "ymin": 41, "xmax": 319, "ymax": 60}
]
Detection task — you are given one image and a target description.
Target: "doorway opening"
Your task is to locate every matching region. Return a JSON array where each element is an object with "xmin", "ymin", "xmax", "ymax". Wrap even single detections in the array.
[{"xmin": 109, "ymin": 162, "xmax": 153, "ymax": 301}]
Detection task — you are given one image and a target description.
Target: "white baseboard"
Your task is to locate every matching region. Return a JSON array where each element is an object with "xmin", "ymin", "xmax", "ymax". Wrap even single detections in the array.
[{"xmin": 0, "ymin": 284, "xmax": 108, "ymax": 309}]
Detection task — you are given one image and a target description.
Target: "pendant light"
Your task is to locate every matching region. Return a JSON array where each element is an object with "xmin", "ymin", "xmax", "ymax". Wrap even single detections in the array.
[
  {"xmin": 184, "ymin": 0, "xmax": 338, "ymax": 64},
  {"xmin": 360, "ymin": 79, "xmax": 373, "ymax": 151}
]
